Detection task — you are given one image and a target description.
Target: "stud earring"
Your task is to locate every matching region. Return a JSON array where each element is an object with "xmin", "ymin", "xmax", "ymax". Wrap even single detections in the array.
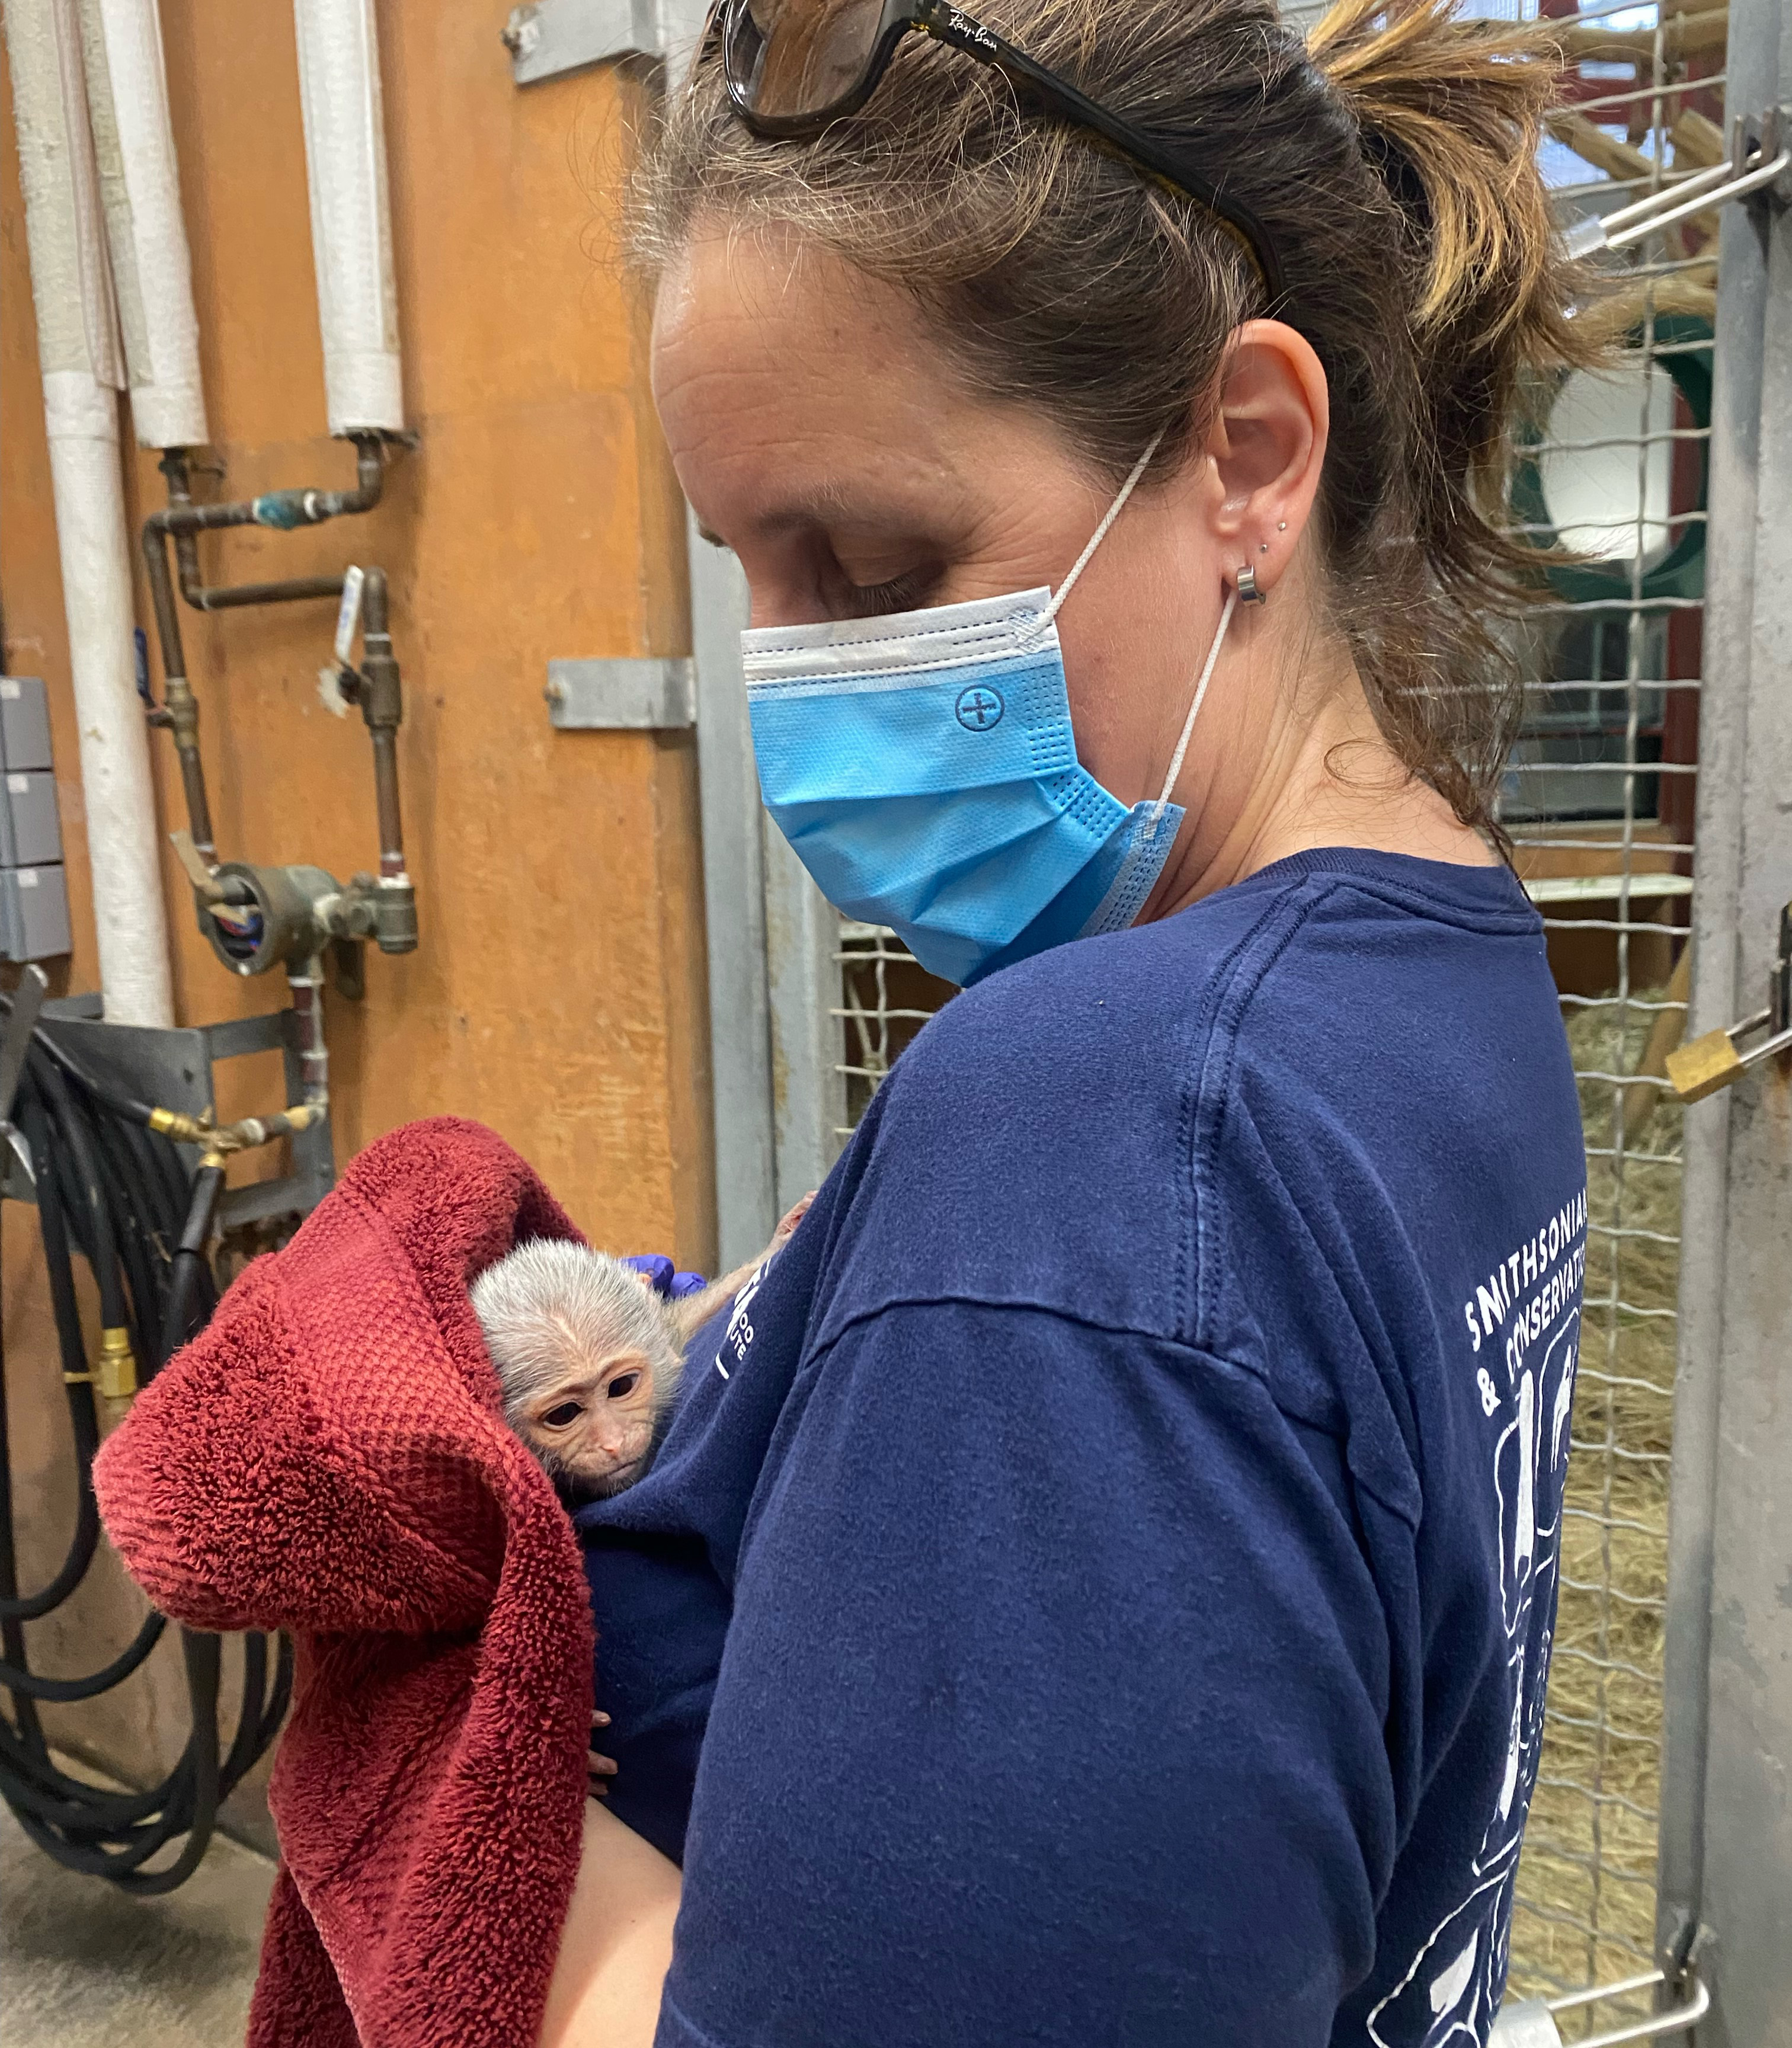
[
  {"xmin": 1277, "ymin": 520, "xmax": 1287, "ymax": 531},
  {"xmin": 1236, "ymin": 562, "xmax": 1266, "ymax": 606},
  {"xmin": 1259, "ymin": 542, "xmax": 1269, "ymax": 553}
]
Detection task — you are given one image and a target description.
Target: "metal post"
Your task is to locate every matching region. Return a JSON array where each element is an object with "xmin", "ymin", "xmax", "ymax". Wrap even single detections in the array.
[
  {"xmin": 763, "ymin": 821, "xmax": 847, "ymax": 1215},
  {"xmin": 688, "ymin": 520, "xmax": 779, "ymax": 1268},
  {"xmin": 1655, "ymin": 0, "xmax": 1792, "ymax": 2034}
]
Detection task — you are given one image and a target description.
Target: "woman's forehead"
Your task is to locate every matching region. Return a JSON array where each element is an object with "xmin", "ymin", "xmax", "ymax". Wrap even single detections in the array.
[
  {"xmin": 651, "ymin": 231, "xmax": 1079, "ymax": 549},
  {"xmin": 655, "ymin": 240, "xmax": 954, "ymax": 489}
]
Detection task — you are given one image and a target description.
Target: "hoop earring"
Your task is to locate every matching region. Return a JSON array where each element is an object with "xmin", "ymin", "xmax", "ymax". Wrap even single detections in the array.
[{"xmin": 1236, "ymin": 562, "xmax": 1267, "ymax": 606}]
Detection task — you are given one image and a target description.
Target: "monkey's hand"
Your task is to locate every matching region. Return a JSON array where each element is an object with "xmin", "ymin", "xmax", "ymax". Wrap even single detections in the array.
[
  {"xmin": 770, "ymin": 1191, "xmax": 815, "ymax": 1253},
  {"xmin": 588, "ymin": 1711, "xmax": 617, "ymax": 1800}
]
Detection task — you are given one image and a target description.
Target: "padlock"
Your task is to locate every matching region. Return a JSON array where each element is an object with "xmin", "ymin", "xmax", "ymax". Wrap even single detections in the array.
[
  {"xmin": 1660, "ymin": 898, "xmax": 1792, "ymax": 1104},
  {"xmin": 1667, "ymin": 1007, "xmax": 1792, "ymax": 1103}
]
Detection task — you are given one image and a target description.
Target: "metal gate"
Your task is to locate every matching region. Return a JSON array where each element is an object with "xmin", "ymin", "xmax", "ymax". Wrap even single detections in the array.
[{"xmin": 690, "ymin": 0, "xmax": 1792, "ymax": 2033}]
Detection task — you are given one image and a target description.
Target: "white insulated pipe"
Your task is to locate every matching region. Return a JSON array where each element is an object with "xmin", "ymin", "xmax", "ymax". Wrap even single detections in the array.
[
  {"xmin": 292, "ymin": 0, "xmax": 404, "ymax": 437},
  {"xmin": 79, "ymin": 0, "xmax": 208, "ymax": 450},
  {"xmin": 3, "ymin": 0, "xmax": 174, "ymax": 1028}
]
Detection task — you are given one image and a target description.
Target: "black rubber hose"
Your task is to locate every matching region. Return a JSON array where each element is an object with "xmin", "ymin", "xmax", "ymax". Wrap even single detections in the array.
[
  {"xmin": 34, "ymin": 1064, "xmax": 127, "ymax": 1332},
  {"xmin": 0, "ymin": 1087, "xmax": 103, "ymax": 1622},
  {"xmin": 161, "ymin": 1164, "xmax": 225, "ymax": 1360},
  {"xmin": 0, "ymin": 1031, "xmax": 290, "ymax": 1888},
  {"xmin": 0, "ymin": 990, "xmax": 156, "ymax": 1127},
  {"xmin": 0, "ymin": 1611, "xmax": 167, "ymax": 1701}
]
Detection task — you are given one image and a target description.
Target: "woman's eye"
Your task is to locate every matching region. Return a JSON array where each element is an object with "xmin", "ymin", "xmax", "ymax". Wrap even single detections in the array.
[
  {"xmin": 606, "ymin": 1372, "xmax": 641, "ymax": 1402},
  {"xmin": 542, "ymin": 1401, "xmax": 582, "ymax": 1428},
  {"xmin": 836, "ymin": 564, "xmax": 939, "ymax": 619}
]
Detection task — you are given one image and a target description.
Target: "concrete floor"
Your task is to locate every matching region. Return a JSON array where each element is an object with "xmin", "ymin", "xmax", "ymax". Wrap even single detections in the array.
[{"xmin": 0, "ymin": 1794, "xmax": 274, "ymax": 2048}]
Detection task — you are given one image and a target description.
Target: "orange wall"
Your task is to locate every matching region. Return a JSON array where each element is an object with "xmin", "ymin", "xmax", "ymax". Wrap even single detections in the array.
[{"xmin": 1, "ymin": 4, "xmax": 708, "ymax": 1833}]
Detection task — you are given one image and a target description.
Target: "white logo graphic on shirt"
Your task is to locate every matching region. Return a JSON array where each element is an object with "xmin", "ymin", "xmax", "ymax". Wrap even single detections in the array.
[
  {"xmin": 714, "ymin": 1261, "xmax": 769, "ymax": 1381},
  {"xmin": 1369, "ymin": 1189, "xmax": 1586, "ymax": 2048}
]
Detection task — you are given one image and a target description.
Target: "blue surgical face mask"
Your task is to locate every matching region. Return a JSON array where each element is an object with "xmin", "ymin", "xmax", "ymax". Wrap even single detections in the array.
[{"xmin": 742, "ymin": 441, "xmax": 1239, "ymax": 987}]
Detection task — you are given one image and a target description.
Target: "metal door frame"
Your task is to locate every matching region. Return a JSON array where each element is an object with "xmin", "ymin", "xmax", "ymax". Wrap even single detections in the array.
[
  {"xmin": 1655, "ymin": 0, "xmax": 1792, "ymax": 2036},
  {"xmin": 689, "ymin": 536, "xmax": 841, "ymax": 1267}
]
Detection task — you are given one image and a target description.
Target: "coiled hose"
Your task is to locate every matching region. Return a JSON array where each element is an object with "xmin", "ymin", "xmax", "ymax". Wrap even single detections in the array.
[{"xmin": 0, "ymin": 1004, "xmax": 290, "ymax": 1890}]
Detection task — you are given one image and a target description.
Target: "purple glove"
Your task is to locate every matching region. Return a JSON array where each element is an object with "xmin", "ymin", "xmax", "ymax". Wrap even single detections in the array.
[{"xmin": 620, "ymin": 1253, "xmax": 710, "ymax": 1300}]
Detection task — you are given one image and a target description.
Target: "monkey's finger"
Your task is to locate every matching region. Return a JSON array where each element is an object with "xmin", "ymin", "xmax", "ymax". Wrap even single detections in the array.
[
  {"xmin": 588, "ymin": 1751, "xmax": 619, "ymax": 1777},
  {"xmin": 591, "ymin": 1711, "xmax": 611, "ymax": 1728}
]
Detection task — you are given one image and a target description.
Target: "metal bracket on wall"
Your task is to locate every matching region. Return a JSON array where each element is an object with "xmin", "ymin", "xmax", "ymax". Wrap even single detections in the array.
[
  {"xmin": 502, "ymin": 0, "xmax": 690, "ymax": 81},
  {"xmin": 0, "ymin": 1000, "xmax": 335, "ymax": 1226},
  {"xmin": 545, "ymin": 657, "xmax": 697, "ymax": 730}
]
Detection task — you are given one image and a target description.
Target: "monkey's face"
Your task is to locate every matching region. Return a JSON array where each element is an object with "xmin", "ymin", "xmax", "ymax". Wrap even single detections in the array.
[{"xmin": 518, "ymin": 1348, "xmax": 660, "ymax": 1500}]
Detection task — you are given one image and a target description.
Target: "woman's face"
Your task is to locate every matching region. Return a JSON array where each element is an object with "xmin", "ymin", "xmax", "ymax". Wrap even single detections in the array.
[
  {"xmin": 651, "ymin": 227, "xmax": 1247, "ymax": 831},
  {"xmin": 648, "ymin": 224, "xmax": 1429, "ymax": 907}
]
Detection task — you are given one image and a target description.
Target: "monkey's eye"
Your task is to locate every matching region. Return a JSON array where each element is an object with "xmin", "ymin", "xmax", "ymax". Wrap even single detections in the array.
[
  {"xmin": 606, "ymin": 1372, "xmax": 641, "ymax": 1401},
  {"xmin": 541, "ymin": 1401, "xmax": 583, "ymax": 1429}
]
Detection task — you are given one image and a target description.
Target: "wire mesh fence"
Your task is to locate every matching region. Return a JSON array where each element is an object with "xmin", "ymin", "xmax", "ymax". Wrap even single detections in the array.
[
  {"xmin": 1498, "ymin": 0, "xmax": 1717, "ymax": 2023},
  {"xmin": 825, "ymin": 1, "xmax": 1719, "ymax": 2030}
]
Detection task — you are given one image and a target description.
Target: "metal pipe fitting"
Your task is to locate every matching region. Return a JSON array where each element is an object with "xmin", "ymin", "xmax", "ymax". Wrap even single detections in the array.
[
  {"xmin": 244, "ymin": 436, "xmax": 385, "ymax": 534},
  {"xmin": 147, "ymin": 1100, "xmax": 327, "ymax": 1154},
  {"xmin": 97, "ymin": 1326, "xmax": 137, "ymax": 1403},
  {"xmin": 197, "ymin": 860, "xmax": 376, "ymax": 979},
  {"xmin": 139, "ymin": 441, "xmax": 417, "ymax": 963},
  {"xmin": 156, "ymin": 438, "xmax": 385, "ymax": 613}
]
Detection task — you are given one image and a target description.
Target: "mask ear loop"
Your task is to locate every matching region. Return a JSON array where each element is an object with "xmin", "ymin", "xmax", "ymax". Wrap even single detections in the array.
[
  {"xmin": 1147, "ymin": 583, "xmax": 1240, "ymax": 835},
  {"xmin": 1025, "ymin": 423, "xmax": 1239, "ymax": 839},
  {"xmin": 1033, "ymin": 427, "xmax": 1167, "ymax": 634}
]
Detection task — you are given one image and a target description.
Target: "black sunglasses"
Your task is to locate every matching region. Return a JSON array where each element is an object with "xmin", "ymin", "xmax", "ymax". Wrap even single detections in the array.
[{"xmin": 712, "ymin": 0, "xmax": 1285, "ymax": 302}]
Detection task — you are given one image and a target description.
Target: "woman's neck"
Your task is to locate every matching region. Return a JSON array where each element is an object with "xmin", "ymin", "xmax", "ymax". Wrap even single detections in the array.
[{"xmin": 1144, "ymin": 648, "xmax": 1498, "ymax": 924}]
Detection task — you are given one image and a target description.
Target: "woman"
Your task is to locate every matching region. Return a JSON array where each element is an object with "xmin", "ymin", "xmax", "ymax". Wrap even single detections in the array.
[{"xmin": 544, "ymin": 0, "xmax": 1592, "ymax": 2041}]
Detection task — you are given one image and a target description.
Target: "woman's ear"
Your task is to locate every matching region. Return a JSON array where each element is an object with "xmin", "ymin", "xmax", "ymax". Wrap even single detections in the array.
[{"xmin": 1201, "ymin": 319, "xmax": 1330, "ymax": 599}]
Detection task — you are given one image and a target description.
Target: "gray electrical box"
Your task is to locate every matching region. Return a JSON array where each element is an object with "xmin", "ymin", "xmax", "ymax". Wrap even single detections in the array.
[
  {"xmin": 0, "ymin": 772, "xmax": 62, "ymax": 868},
  {"xmin": 0, "ymin": 677, "xmax": 53, "ymax": 772},
  {"xmin": 0, "ymin": 868, "xmax": 71, "ymax": 963},
  {"xmin": 0, "ymin": 675, "xmax": 70, "ymax": 962}
]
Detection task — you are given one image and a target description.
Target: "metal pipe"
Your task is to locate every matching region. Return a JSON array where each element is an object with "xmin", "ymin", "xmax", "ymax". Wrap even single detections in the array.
[
  {"xmin": 185, "ymin": 574, "xmax": 345, "ymax": 612},
  {"xmin": 158, "ymin": 434, "xmax": 383, "ymax": 575},
  {"xmin": 286, "ymin": 958, "xmax": 328, "ymax": 1107},
  {"xmin": 292, "ymin": 0, "xmax": 404, "ymax": 438},
  {"xmin": 138, "ymin": 489, "xmax": 215, "ymax": 862},
  {"xmin": 370, "ymin": 728, "xmax": 402, "ymax": 873},
  {"xmin": 85, "ymin": 0, "xmax": 209, "ymax": 453},
  {"xmin": 139, "ymin": 436, "xmax": 386, "ymax": 864},
  {"xmin": 356, "ymin": 565, "xmax": 417, "ymax": 953},
  {"xmin": 4, "ymin": 0, "xmax": 174, "ymax": 1027},
  {"xmin": 358, "ymin": 565, "xmax": 402, "ymax": 876}
]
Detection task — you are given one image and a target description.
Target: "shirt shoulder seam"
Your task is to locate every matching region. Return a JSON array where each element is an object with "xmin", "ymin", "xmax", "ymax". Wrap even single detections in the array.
[
  {"xmin": 798, "ymin": 1289, "xmax": 1422, "ymax": 1532},
  {"xmin": 1181, "ymin": 877, "xmax": 1343, "ymax": 1351}
]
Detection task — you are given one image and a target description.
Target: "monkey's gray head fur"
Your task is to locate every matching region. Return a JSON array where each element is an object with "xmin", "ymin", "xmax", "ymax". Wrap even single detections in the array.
[{"xmin": 470, "ymin": 1238, "xmax": 682, "ymax": 1448}]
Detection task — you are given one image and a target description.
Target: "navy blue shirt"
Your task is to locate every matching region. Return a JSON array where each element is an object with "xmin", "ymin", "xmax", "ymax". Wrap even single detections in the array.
[{"xmin": 577, "ymin": 847, "xmax": 1586, "ymax": 2048}]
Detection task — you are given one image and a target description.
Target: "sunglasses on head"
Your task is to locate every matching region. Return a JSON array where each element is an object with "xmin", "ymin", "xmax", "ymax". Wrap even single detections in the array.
[{"xmin": 711, "ymin": 0, "xmax": 1285, "ymax": 302}]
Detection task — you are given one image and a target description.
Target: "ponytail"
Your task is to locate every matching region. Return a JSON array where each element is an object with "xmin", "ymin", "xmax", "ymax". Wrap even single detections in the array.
[{"xmin": 1310, "ymin": 0, "xmax": 1582, "ymax": 345}]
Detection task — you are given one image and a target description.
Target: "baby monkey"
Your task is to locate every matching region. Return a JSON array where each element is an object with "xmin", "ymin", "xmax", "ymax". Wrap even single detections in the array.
[{"xmin": 472, "ymin": 1198, "xmax": 809, "ymax": 1502}]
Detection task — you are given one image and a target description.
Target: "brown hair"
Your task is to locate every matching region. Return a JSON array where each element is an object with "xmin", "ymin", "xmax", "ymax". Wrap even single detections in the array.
[{"xmin": 631, "ymin": 0, "xmax": 1600, "ymax": 837}]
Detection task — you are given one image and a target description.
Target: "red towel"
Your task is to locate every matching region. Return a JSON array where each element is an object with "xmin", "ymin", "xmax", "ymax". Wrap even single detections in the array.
[{"xmin": 94, "ymin": 1116, "xmax": 597, "ymax": 2048}]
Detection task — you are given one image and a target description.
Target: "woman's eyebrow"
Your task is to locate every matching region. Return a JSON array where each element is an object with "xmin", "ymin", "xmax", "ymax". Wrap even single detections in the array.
[{"xmin": 715, "ymin": 479, "xmax": 934, "ymax": 547}]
